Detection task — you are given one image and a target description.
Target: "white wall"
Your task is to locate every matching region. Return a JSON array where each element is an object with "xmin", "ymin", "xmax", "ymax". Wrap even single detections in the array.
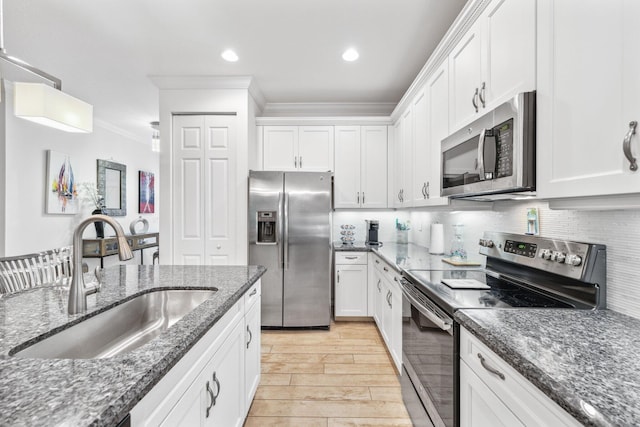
[
  {"xmin": 410, "ymin": 201, "xmax": 640, "ymax": 319},
  {"xmin": 2, "ymin": 82, "xmax": 159, "ymax": 266}
]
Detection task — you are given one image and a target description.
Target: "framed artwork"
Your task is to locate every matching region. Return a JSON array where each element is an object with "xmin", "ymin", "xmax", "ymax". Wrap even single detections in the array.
[
  {"xmin": 46, "ymin": 150, "xmax": 79, "ymax": 214},
  {"xmin": 139, "ymin": 170, "xmax": 155, "ymax": 213}
]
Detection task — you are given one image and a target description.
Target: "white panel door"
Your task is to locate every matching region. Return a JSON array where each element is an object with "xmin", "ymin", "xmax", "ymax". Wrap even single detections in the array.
[
  {"xmin": 334, "ymin": 126, "xmax": 361, "ymax": 208},
  {"xmin": 298, "ymin": 126, "xmax": 334, "ymax": 172},
  {"xmin": 537, "ymin": 0, "xmax": 640, "ymax": 198},
  {"xmin": 449, "ymin": 21, "xmax": 483, "ymax": 131},
  {"xmin": 427, "ymin": 61, "xmax": 451, "ymax": 205},
  {"xmin": 204, "ymin": 116, "xmax": 236, "ymax": 265},
  {"xmin": 412, "ymin": 86, "xmax": 430, "ymax": 206},
  {"xmin": 173, "ymin": 115, "xmax": 205, "ymax": 265},
  {"xmin": 172, "ymin": 115, "xmax": 237, "ymax": 265},
  {"xmin": 263, "ymin": 126, "xmax": 298, "ymax": 171},
  {"xmin": 483, "ymin": 0, "xmax": 536, "ymax": 108},
  {"xmin": 361, "ymin": 126, "xmax": 388, "ymax": 208}
]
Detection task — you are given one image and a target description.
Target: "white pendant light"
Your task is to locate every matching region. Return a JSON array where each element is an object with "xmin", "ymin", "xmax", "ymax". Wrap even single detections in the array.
[
  {"xmin": 14, "ymin": 82, "xmax": 93, "ymax": 133},
  {"xmin": 150, "ymin": 121, "xmax": 160, "ymax": 152},
  {"xmin": 0, "ymin": 0, "xmax": 94, "ymax": 133}
]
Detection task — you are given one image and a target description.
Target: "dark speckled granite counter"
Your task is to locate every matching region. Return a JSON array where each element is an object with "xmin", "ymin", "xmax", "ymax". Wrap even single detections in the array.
[
  {"xmin": 456, "ymin": 309, "xmax": 639, "ymax": 427},
  {"xmin": 0, "ymin": 264, "xmax": 265, "ymax": 427},
  {"xmin": 333, "ymin": 241, "xmax": 485, "ymax": 271}
]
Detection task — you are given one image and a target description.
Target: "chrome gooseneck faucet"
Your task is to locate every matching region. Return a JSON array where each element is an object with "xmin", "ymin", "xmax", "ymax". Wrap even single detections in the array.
[{"xmin": 68, "ymin": 214, "xmax": 134, "ymax": 315}]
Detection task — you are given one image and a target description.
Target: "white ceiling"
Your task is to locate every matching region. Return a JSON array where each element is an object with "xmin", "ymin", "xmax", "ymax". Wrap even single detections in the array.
[{"xmin": 4, "ymin": 0, "xmax": 466, "ymax": 142}]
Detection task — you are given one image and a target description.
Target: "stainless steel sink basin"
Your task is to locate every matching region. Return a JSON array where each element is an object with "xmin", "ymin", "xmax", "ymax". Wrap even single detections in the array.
[{"xmin": 13, "ymin": 289, "xmax": 217, "ymax": 359}]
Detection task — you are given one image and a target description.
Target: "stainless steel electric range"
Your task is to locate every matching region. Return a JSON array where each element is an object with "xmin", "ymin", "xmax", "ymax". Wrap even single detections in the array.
[{"xmin": 399, "ymin": 231, "xmax": 607, "ymax": 427}]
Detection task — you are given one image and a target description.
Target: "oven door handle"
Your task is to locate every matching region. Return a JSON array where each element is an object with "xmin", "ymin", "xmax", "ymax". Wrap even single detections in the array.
[{"xmin": 401, "ymin": 283, "xmax": 452, "ymax": 333}]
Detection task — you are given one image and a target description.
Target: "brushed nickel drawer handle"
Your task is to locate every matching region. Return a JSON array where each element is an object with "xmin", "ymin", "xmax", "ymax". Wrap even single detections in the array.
[
  {"xmin": 249, "ymin": 288, "xmax": 257, "ymax": 297},
  {"xmin": 623, "ymin": 121, "xmax": 638, "ymax": 171},
  {"xmin": 345, "ymin": 256, "xmax": 358, "ymax": 260},
  {"xmin": 477, "ymin": 353, "xmax": 505, "ymax": 380}
]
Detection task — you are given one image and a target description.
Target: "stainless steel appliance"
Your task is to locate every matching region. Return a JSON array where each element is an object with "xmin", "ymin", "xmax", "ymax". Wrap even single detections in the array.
[
  {"xmin": 249, "ymin": 171, "xmax": 332, "ymax": 328},
  {"xmin": 365, "ymin": 219, "xmax": 380, "ymax": 246},
  {"xmin": 400, "ymin": 231, "xmax": 606, "ymax": 427},
  {"xmin": 441, "ymin": 92, "xmax": 536, "ymax": 199}
]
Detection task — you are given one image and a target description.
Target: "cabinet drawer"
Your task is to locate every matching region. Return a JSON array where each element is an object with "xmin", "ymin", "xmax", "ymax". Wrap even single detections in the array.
[
  {"xmin": 244, "ymin": 280, "xmax": 261, "ymax": 311},
  {"xmin": 460, "ymin": 327, "xmax": 581, "ymax": 427},
  {"xmin": 335, "ymin": 252, "xmax": 368, "ymax": 265}
]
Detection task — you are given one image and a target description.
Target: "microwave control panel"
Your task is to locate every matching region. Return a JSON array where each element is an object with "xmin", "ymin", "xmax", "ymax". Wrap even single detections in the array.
[{"xmin": 494, "ymin": 118, "xmax": 514, "ymax": 178}]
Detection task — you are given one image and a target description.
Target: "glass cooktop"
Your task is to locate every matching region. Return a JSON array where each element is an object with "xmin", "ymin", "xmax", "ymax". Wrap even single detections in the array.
[{"xmin": 404, "ymin": 269, "xmax": 574, "ymax": 315}]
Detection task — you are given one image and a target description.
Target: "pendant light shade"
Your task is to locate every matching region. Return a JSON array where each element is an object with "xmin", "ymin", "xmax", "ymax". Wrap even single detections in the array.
[{"xmin": 14, "ymin": 82, "xmax": 93, "ymax": 133}]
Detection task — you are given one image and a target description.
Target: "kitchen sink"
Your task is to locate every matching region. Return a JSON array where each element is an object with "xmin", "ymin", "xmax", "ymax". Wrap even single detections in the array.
[{"xmin": 12, "ymin": 289, "xmax": 217, "ymax": 359}]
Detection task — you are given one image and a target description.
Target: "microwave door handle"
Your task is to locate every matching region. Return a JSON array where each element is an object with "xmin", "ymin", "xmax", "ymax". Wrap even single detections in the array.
[{"xmin": 477, "ymin": 128, "xmax": 486, "ymax": 180}]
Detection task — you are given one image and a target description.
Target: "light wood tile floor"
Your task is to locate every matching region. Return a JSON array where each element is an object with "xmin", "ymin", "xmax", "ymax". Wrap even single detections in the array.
[{"xmin": 245, "ymin": 321, "xmax": 412, "ymax": 427}]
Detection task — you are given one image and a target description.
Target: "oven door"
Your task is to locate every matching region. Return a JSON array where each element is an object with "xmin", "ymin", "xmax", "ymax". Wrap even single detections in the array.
[{"xmin": 401, "ymin": 278, "xmax": 456, "ymax": 427}]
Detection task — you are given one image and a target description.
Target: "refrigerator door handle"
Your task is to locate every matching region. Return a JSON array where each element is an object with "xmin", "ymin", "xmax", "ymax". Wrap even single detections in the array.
[
  {"xmin": 283, "ymin": 193, "xmax": 290, "ymax": 270},
  {"xmin": 278, "ymin": 192, "xmax": 285, "ymax": 269}
]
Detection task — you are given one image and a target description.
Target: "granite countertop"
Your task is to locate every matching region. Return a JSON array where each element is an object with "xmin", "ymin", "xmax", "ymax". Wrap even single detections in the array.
[
  {"xmin": 456, "ymin": 309, "xmax": 640, "ymax": 427},
  {"xmin": 333, "ymin": 241, "xmax": 485, "ymax": 272},
  {"xmin": 0, "ymin": 264, "xmax": 266, "ymax": 426}
]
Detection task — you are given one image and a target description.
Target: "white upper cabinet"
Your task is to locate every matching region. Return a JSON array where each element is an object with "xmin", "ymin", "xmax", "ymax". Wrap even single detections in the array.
[
  {"xmin": 449, "ymin": 0, "xmax": 536, "ymax": 132},
  {"xmin": 262, "ymin": 126, "xmax": 334, "ymax": 172},
  {"xmin": 360, "ymin": 126, "xmax": 388, "ymax": 208},
  {"xmin": 427, "ymin": 61, "xmax": 451, "ymax": 205},
  {"xmin": 411, "ymin": 86, "xmax": 430, "ymax": 206},
  {"xmin": 334, "ymin": 126, "xmax": 388, "ymax": 209},
  {"xmin": 449, "ymin": 19, "xmax": 484, "ymax": 131},
  {"xmin": 393, "ymin": 107, "xmax": 414, "ymax": 208},
  {"xmin": 537, "ymin": 0, "xmax": 640, "ymax": 199}
]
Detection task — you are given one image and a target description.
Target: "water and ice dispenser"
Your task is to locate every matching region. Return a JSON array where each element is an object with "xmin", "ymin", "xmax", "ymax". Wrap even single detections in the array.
[{"xmin": 257, "ymin": 211, "xmax": 277, "ymax": 244}]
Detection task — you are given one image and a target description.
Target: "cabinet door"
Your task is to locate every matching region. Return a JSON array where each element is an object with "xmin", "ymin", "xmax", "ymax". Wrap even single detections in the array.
[
  {"xmin": 401, "ymin": 107, "xmax": 414, "ymax": 207},
  {"xmin": 361, "ymin": 126, "xmax": 388, "ymax": 208},
  {"xmin": 372, "ymin": 269, "xmax": 383, "ymax": 327},
  {"xmin": 412, "ymin": 86, "xmax": 430, "ymax": 207},
  {"xmin": 426, "ymin": 61, "xmax": 451, "ymax": 205},
  {"xmin": 162, "ymin": 321, "xmax": 245, "ymax": 427},
  {"xmin": 263, "ymin": 126, "xmax": 298, "ymax": 171},
  {"xmin": 298, "ymin": 126, "xmax": 334, "ymax": 171},
  {"xmin": 335, "ymin": 264, "xmax": 368, "ymax": 317},
  {"xmin": 389, "ymin": 280, "xmax": 402, "ymax": 372},
  {"xmin": 483, "ymin": 0, "xmax": 536, "ymax": 108},
  {"xmin": 537, "ymin": 0, "xmax": 640, "ymax": 198},
  {"xmin": 245, "ymin": 299, "xmax": 261, "ymax": 410},
  {"xmin": 392, "ymin": 120, "xmax": 403, "ymax": 207},
  {"xmin": 380, "ymin": 279, "xmax": 393, "ymax": 349},
  {"xmin": 449, "ymin": 20, "xmax": 483, "ymax": 131},
  {"xmin": 459, "ymin": 361, "xmax": 526, "ymax": 427},
  {"xmin": 334, "ymin": 126, "xmax": 362, "ymax": 208}
]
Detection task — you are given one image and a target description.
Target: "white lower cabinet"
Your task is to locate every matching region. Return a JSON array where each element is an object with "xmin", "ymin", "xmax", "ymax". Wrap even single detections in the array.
[
  {"xmin": 459, "ymin": 327, "xmax": 581, "ymax": 427},
  {"xmin": 334, "ymin": 252, "xmax": 368, "ymax": 317},
  {"xmin": 371, "ymin": 254, "xmax": 402, "ymax": 372},
  {"xmin": 131, "ymin": 281, "xmax": 261, "ymax": 426}
]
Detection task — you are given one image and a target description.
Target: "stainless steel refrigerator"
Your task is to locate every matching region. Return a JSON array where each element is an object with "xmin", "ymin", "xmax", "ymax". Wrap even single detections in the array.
[{"xmin": 249, "ymin": 171, "xmax": 332, "ymax": 328}]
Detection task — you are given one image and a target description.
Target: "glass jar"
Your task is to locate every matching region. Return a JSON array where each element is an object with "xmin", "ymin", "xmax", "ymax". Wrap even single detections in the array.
[{"xmin": 449, "ymin": 224, "xmax": 467, "ymax": 261}]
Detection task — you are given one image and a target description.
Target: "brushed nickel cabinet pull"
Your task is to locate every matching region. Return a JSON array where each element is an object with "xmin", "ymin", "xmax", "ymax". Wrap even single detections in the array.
[
  {"xmin": 246, "ymin": 325, "xmax": 252, "ymax": 349},
  {"xmin": 426, "ymin": 181, "xmax": 430, "ymax": 199},
  {"xmin": 477, "ymin": 353, "xmax": 505, "ymax": 380},
  {"xmin": 472, "ymin": 88, "xmax": 479, "ymax": 113},
  {"xmin": 212, "ymin": 372, "xmax": 221, "ymax": 405},
  {"xmin": 479, "ymin": 82, "xmax": 486, "ymax": 108},
  {"xmin": 206, "ymin": 381, "xmax": 214, "ymax": 417},
  {"xmin": 623, "ymin": 121, "xmax": 638, "ymax": 171}
]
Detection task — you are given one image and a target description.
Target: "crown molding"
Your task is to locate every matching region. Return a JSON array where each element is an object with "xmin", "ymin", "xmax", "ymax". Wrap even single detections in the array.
[
  {"xmin": 256, "ymin": 115, "xmax": 393, "ymax": 126},
  {"xmin": 261, "ymin": 102, "xmax": 395, "ymax": 118},
  {"xmin": 390, "ymin": 0, "xmax": 491, "ymax": 122}
]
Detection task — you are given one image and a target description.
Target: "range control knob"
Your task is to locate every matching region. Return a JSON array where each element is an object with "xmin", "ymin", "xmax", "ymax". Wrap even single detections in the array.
[
  {"xmin": 565, "ymin": 254, "xmax": 583, "ymax": 266},
  {"xmin": 539, "ymin": 249, "xmax": 552, "ymax": 260},
  {"xmin": 479, "ymin": 239, "xmax": 494, "ymax": 248},
  {"xmin": 551, "ymin": 251, "xmax": 567, "ymax": 263}
]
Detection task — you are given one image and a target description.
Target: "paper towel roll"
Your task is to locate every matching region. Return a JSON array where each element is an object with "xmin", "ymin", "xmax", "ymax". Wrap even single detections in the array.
[{"xmin": 429, "ymin": 224, "xmax": 445, "ymax": 254}]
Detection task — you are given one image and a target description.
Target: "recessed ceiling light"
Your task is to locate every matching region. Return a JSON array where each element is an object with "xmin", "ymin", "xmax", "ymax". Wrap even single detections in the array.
[
  {"xmin": 221, "ymin": 49, "xmax": 239, "ymax": 62},
  {"xmin": 342, "ymin": 48, "xmax": 359, "ymax": 62}
]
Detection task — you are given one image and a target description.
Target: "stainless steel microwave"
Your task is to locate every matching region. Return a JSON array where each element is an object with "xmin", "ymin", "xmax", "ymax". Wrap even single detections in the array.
[{"xmin": 441, "ymin": 91, "xmax": 535, "ymax": 199}]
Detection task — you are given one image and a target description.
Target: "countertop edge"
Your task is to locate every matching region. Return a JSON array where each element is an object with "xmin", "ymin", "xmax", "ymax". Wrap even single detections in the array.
[{"xmin": 455, "ymin": 310, "xmax": 610, "ymax": 427}]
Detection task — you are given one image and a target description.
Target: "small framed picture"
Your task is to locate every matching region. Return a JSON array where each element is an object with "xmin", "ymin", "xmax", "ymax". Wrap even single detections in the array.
[{"xmin": 139, "ymin": 171, "xmax": 155, "ymax": 213}]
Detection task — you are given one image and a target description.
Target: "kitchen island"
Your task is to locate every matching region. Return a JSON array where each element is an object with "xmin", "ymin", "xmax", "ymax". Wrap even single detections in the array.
[{"xmin": 0, "ymin": 264, "xmax": 265, "ymax": 426}]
